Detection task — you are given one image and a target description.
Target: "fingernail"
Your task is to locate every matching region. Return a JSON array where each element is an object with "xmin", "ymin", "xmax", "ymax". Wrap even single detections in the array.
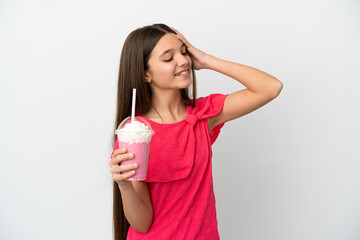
[
  {"xmin": 128, "ymin": 153, "xmax": 133, "ymax": 158},
  {"xmin": 121, "ymin": 148, "xmax": 126, "ymax": 152},
  {"xmin": 133, "ymin": 163, "xmax": 138, "ymax": 168}
]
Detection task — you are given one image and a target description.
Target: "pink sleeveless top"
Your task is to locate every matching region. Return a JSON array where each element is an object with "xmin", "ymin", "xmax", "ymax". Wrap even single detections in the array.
[{"xmin": 112, "ymin": 94, "xmax": 227, "ymax": 240}]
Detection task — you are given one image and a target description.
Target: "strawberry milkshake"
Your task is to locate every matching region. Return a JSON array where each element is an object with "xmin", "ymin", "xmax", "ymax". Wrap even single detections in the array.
[{"xmin": 115, "ymin": 117, "xmax": 154, "ymax": 181}]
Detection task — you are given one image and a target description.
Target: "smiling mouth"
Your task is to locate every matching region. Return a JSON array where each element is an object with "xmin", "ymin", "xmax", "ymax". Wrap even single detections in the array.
[{"xmin": 175, "ymin": 69, "xmax": 190, "ymax": 76}]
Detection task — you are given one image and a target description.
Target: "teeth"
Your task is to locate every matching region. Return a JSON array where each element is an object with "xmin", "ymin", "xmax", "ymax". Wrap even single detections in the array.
[{"xmin": 176, "ymin": 70, "xmax": 189, "ymax": 76}]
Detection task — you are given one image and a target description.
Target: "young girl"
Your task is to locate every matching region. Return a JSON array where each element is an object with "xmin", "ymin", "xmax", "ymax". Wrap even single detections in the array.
[{"xmin": 109, "ymin": 23, "xmax": 282, "ymax": 240}]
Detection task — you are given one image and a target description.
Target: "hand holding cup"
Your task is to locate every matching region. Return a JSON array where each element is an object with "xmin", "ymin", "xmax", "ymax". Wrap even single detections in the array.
[{"xmin": 109, "ymin": 148, "xmax": 139, "ymax": 188}]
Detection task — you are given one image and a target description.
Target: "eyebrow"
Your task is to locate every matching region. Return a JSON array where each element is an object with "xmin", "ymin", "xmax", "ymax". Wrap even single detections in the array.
[{"xmin": 159, "ymin": 43, "xmax": 186, "ymax": 58}]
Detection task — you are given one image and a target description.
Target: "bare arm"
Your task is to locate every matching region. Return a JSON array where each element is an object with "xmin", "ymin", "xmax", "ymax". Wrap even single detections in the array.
[
  {"xmin": 110, "ymin": 149, "xmax": 153, "ymax": 233},
  {"xmin": 205, "ymin": 56, "xmax": 283, "ymax": 131},
  {"xmin": 119, "ymin": 181, "xmax": 153, "ymax": 233},
  {"xmin": 170, "ymin": 27, "xmax": 283, "ymax": 131}
]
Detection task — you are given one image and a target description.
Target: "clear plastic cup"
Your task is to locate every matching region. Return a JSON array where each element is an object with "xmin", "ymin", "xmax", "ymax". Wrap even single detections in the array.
[{"xmin": 115, "ymin": 116, "xmax": 154, "ymax": 181}]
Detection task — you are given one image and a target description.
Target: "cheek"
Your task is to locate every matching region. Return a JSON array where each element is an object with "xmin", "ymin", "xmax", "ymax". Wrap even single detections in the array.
[{"xmin": 154, "ymin": 64, "xmax": 176, "ymax": 76}]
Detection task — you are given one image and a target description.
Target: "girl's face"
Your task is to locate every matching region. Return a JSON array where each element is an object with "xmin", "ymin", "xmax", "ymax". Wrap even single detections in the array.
[{"xmin": 145, "ymin": 33, "xmax": 192, "ymax": 92}]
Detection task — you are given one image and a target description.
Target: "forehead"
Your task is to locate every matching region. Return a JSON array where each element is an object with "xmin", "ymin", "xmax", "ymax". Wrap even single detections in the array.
[{"xmin": 151, "ymin": 33, "xmax": 184, "ymax": 56}]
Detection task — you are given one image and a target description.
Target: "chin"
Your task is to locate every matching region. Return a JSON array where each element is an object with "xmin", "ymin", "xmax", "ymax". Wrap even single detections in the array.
[{"xmin": 179, "ymin": 78, "xmax": 192, "ymax": 89}]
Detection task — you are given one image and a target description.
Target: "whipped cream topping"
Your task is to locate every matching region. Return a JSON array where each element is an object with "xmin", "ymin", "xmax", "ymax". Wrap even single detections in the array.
[{"xmin": 116, "ymin": 120, "xmax": 153, "ymax": 144}]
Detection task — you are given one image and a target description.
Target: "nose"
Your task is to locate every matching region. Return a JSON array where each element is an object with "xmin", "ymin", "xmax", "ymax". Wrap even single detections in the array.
[{"xmin": 176, "ymin": 53, "xmax": 191, "ymax": 67}]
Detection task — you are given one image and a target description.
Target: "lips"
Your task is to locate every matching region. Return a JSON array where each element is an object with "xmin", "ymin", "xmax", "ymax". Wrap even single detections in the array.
[{"xmin": 175, "ymin": 69, "xmax": 190, "ymax": 76}]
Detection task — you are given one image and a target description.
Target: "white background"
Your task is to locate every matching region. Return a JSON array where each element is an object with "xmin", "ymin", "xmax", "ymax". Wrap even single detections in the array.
[{"xmin": 1, "ymin": 0, "xmax": 359, "ymax": 239}]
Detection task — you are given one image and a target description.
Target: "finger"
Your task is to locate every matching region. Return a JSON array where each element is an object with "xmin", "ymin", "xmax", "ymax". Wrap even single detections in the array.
[
  {"xmin": 110, "ymin": 163, "xmax": 139, "ymax": 174},
  {"xmin": 115, "ymin": 153, "xmax": 134, "ymax": 165},
  {"xmin": 113, "ymin": 170, "xmax": 136, "ymax": 182},
  {"xmin": 172, "ymin": 29, "xmax": 186, "ymax": 41},
  {"xmin": 170, "ymin": 27, "xmax": 190, "ymax": 44},
  {"xmin": 109, "ymin": 152, "xmax": 134, "ymax": 166},
  {"xmin": 170, "ymin": 26, "xmax": 180, "ymax": 35},
  {"xmin": 111, "ymin": 148, "xmax": 127, "ymax": 159}
]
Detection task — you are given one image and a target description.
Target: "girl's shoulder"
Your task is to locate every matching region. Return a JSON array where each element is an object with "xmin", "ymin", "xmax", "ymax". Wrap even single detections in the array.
[{"xmin": 188, "ymin": 93, "xmax": 228, "ymax": 119}]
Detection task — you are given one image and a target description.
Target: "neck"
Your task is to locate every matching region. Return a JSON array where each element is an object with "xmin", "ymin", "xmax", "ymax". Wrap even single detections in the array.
[{"xmin": 147, "ymin": 89, "xmax": 186, "ymax": 122}]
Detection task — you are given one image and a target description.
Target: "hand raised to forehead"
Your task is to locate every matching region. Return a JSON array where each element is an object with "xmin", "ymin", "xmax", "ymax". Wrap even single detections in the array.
[{"xmin": 170, "ymin": 27, "xmax": 211, "ymax": 70}]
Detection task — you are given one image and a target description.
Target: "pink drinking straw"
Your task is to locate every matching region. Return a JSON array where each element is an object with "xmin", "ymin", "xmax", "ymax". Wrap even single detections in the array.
[{"xmin": 131, "ymin": 88, "xmax": 136, "ymax": 123}]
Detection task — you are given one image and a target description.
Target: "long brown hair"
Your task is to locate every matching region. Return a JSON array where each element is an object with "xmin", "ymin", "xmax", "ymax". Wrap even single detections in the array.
[{"xmin": 112, "ymin": 23, "xmax": 197, "ymax": 240}]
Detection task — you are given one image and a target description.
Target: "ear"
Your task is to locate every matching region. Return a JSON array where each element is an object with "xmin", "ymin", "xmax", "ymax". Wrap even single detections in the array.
[{"xmin": 144, "ymin": 71, "xmax": 151, "ymax": 83}]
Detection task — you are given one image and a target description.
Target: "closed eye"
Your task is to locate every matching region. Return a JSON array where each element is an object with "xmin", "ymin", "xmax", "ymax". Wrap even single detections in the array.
[{"xmin": 164, "ymin": 48, "xmax": 188, "ymax": 62}]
